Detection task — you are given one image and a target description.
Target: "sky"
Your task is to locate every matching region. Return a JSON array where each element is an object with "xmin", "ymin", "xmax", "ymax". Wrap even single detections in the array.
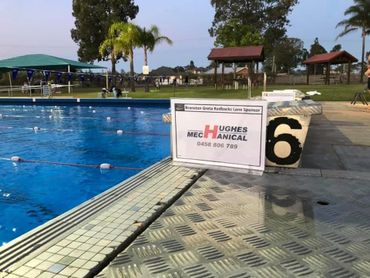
[{"xmin": 0, "ymin": 0, "xmax": 363, "ymax": 72}]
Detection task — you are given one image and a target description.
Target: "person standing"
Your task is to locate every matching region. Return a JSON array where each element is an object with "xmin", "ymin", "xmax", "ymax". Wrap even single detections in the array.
[{"xmin": 366, "ymin": 55, "xmax": 370, "ymax": 91}]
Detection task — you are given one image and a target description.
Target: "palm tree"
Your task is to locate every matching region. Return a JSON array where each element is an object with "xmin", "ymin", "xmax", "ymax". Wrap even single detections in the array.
[
  {"xmin": 139, "ymin": 25, "xmax": 173, "ymax": 67},
  {"xmin": 99, "ymin": 35, "xmax": 118, "ymax": 75},
  {"xmin": 337, "ymin": 0, "xmax": 370, "ymax": 82},
  {"xmin": 105, "ymin": 22, "xmax": 141, "ymax": 91}
]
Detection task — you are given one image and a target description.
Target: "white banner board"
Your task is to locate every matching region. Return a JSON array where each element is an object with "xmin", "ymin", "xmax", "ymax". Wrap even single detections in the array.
[
  {"xmin": 142, "ymin": 65, "xmax": 149, "ymax": 75},
  {"xmin": 262, "ymin": 90, "xmax": 296, "ymax": 102},
  {"xmin": 171, "ymin": 99, "xmax": 267, "ymax": 172}
]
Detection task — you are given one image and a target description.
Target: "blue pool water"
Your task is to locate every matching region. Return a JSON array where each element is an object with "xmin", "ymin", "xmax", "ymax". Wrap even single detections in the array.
[{"xmin": 0, "ymin": 104, "xmax": 170, "ymax": 244}]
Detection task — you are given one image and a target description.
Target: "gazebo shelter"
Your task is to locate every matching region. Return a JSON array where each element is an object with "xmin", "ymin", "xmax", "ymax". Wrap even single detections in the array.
[
  {"xmin": 208, "ymin": 46, "xmax": 265, "ymax": 89},
  {"xmin": 303, "ymin": 51, "xmax": 358, "ymax": 85}
]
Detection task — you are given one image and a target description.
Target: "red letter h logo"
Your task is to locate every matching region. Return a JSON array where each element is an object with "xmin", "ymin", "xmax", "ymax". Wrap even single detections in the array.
[{"xmin": 204, "ymin": 125, "xmax": 218, "ymax": 138}]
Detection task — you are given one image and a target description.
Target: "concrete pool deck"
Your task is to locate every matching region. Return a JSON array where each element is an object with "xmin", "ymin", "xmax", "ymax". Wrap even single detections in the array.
[{"xmin": 1, "ymin": 101, "xmax": 370, "ymax": 277}]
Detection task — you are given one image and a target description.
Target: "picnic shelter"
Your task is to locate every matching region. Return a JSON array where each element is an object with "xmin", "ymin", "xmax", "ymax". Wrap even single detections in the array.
[
  {"xmin": 303, "ymin": 51, "xmax": 358, "ymax": 85},
  {"xmin": 208, "ymin": 46, "xmax": 265, "ymax": 88}
]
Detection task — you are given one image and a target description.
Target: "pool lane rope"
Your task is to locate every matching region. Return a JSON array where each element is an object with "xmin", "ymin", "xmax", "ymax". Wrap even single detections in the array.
[
  {"xmin": 115, "ymin": 129, "xmax": 169, "ymax": 137},
  {"xmin": 8, "ymin": 156, "xmax": 144, "ymax": 171}
]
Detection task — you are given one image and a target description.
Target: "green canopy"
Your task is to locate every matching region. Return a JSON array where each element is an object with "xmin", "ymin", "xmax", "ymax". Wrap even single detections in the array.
[{"xmin": 0, "ymin": 54, "xmax": 106, "ymax": 71}]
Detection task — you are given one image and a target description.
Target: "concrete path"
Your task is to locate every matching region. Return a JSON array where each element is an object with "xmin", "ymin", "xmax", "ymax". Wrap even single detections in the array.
[{"xmin": 302, "ymin": 102, "xmax": 370, "ymax": 171}]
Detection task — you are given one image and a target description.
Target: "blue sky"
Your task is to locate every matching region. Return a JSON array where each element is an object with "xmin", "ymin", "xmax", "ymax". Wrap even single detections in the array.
[{"xmin": 0, "ymin": 0, "xmax": 363, "ymax": 72}]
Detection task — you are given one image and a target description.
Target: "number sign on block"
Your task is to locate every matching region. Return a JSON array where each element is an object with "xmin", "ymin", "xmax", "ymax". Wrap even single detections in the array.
[
  {"xmin": 171, "ymin": 99, "xmax": 267, "ymax": 173},
  {"xmin": 265, "ymin": 115, "xmax": 311, "ymax": 168}
]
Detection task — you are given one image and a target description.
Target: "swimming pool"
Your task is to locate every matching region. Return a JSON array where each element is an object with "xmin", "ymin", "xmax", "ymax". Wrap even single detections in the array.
[{"xmin": 0, "ymin": 103, "xmax": 170, "ymax": 244}]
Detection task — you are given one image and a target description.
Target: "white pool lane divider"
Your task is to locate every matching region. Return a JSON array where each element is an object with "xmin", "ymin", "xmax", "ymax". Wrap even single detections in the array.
[
  {"xmin": 2, "ymin": 156, "xmax": 145, "ymax": 171},
  {"xmin": 1, "ymin": 123, "xmax": 169, "ymax": 137},
  {"xmin": 115, "ymin": 129, "xmax": 169, "ymax": 137},
  {"xmin": 0, "ymin": 126, "xmax": 74, "ymax": 132}
]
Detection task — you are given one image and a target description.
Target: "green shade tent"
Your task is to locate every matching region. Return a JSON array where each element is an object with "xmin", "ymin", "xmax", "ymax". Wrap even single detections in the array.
[
  {"xmin": 0, "ymin": 54, "xmax": 105, "ymax": 71},
  {"xmin": 0, "ymin": 54, "xmax": 107, "ymax": 94}
]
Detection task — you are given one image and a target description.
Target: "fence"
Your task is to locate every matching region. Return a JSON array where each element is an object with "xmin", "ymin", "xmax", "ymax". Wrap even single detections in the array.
[{"xmin": 273, "ymin": 73, "xmax": 362, "ymax": 85}]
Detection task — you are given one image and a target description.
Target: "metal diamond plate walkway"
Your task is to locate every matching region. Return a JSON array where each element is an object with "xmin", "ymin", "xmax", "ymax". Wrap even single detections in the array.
[{"xmin": 98, "ymin": 168, "xmax": 370, "ymax": 277}]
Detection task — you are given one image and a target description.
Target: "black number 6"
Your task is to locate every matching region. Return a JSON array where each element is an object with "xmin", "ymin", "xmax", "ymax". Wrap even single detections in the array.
[{"xmin": 266, "ymin": 117, "xmax": 302, "ymax": 165}]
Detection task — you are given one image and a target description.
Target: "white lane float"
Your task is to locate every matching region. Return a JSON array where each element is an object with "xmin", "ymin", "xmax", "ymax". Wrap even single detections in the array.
[
  {"xmin": 10, "ymin": 156, "xmax": 22, "ymax": 162},
  {"xmin": 99, "ymin": 163, "xmax": 112, "ymax": 170}
]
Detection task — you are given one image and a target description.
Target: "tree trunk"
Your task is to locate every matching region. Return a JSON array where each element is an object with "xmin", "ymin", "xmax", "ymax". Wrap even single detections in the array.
[
  {"xmin": 129, "ymin": 48, "xmax": 135, "ymax": 92},
  {"xmin": 143, "ymin": 46, "xmax": 149, "ymax": 92},
  {"xmin": 111, "ymin": 56, "xmax": 116, "ymax": 75},
  {"xmin": 144, "ymin": 46, "xmax": 148, "ymax": 66},
  {"xmin": 361, "ymin": 30, "xmax": 366, "ymax": 83}
]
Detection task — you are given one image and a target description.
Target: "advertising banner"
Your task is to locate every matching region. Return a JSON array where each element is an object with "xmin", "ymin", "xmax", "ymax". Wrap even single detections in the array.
[{"xmin": 171, "ymin": 99, "xmax": 267, "ymax": 172}]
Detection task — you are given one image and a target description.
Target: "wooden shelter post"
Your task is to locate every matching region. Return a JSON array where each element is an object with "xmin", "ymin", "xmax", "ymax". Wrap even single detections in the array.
[
  {"xmin": 214, "ymin": 61, "xmax": 218, "ymax": 89},
  {"xmin": 347, "ymin": 62, "xmax": 351, "ymax": 84},
  {"xmin": 326, "ymin": 63, "xmax": 330, "ymax": 85},
  {"xmin": 306, "ymin": 65, "xmax": 310, "ymax": 85},
  {"xmin": 8, "ymin": 72, "xmax": 13, "ymax": 96},
  {"xmin": 221, "ymin": 63, "xmax": 225, "ymax": 89}
]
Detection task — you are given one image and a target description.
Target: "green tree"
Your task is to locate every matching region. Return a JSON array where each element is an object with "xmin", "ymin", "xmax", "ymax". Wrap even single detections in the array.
[
  {"xmin": 209, "ymin": 0, "xmax": 298, "ymax": 53},
  {"xmin": 337, "ymin": 0, "xmax": 370, "ymax": 82},
  {"xmin": 265, "ymin": 38, "xmax": 305, "ymax": 74},
  {"xmin": 99, "ymin": 30, "xmax": 119, "ymax": 74},
  {"xmin": 308, "ymin": 38, "xmax": 327, "ymax": 75},
  {"xmin": 71, "ymin": 0, "xmax": 138, "ymax": 63},
  {"xmin": 309, "ymin": 38, "xmax": 327, "ymax": 56},
  {"xmin": 106, "ymin": 22, "xmax": 141, "ymax": 92},
  {"xmin": 138, "ymin": 25, "xmax": 173, "ymax": 67},
  {"xmin": 189, "ymin": 60, "xmax": 195, "ymax": 70},
  {"xmin": 211, "ymin": 18, "xmax": 263, "ymax": 47},
  {"xmin": 331, "ymin": 44, "xmax": 342, "ymax": 52}
]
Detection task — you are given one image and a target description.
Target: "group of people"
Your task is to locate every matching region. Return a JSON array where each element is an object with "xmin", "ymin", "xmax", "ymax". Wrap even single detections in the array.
[{"xmin": 101, "ymin": 86, "xmax": 123, "ymax": 98}]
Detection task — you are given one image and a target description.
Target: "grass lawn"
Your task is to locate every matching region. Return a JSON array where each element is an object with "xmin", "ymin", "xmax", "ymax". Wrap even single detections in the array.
[{"xmin": 2, "ymin": 83, "xmax": 366, "ymax": 101}]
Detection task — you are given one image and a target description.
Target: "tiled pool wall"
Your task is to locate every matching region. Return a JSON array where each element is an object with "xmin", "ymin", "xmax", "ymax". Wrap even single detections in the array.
[{"xmin": 0, "ymin": 98, "xmax": 170, "ymax": 108}]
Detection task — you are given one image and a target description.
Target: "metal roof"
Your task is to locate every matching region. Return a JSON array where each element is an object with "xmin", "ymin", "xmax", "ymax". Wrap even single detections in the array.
[
  {"xmin": 208, "ymin": 46, "xmax": 264, "ymax": 62},
  {"xmin": 303, "ymin": 51, "xmax": 358, "ymax": 65},
  {"xmin": 0, "ymin": 54, "xmax": 106, "ymax": 71}
]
